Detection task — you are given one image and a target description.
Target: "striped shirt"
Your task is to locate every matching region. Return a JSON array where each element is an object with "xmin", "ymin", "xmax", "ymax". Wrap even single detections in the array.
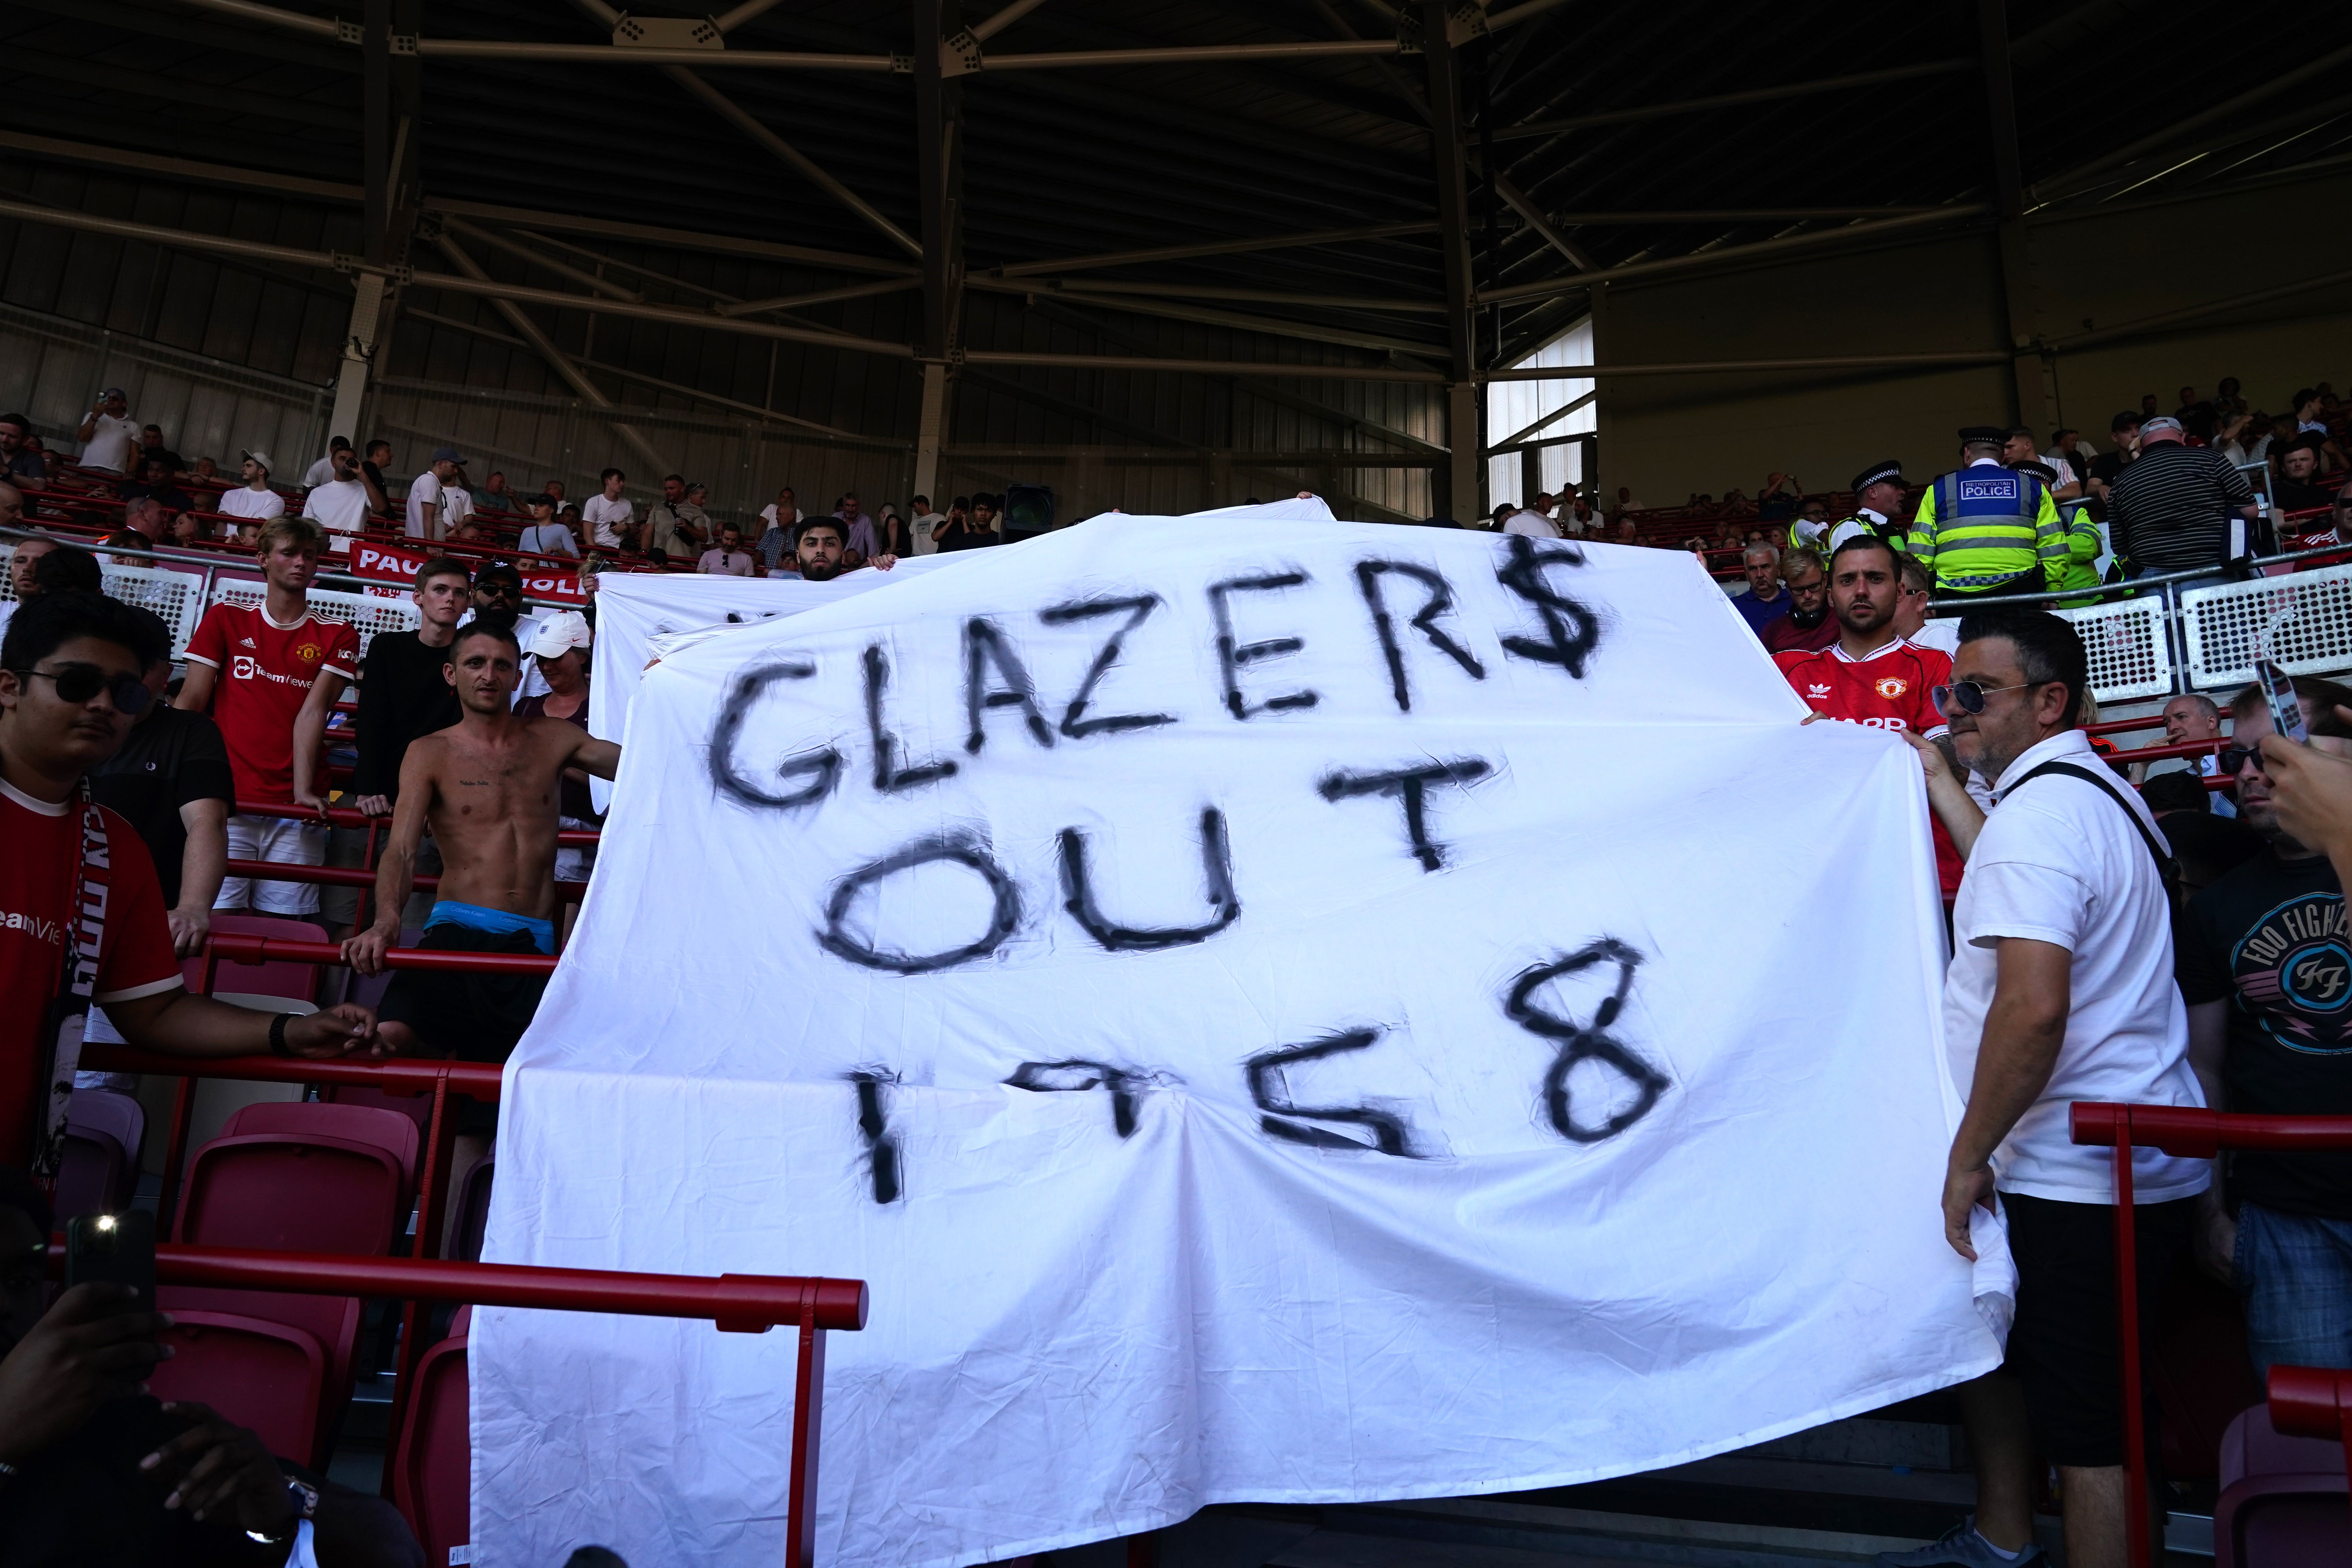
[{"xmin": 2107, "ymin": 444, "xmax": 2253, "ymax": 576}]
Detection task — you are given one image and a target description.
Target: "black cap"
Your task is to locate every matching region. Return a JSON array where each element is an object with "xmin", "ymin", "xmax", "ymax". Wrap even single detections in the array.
[
  {"xmin": 526, "ymin": 492, "xmax": 557, "ymax": 510},
  {"xmin": 2110, "ymin": 410, "xmax": 2142, "ymax": 432},
  {"xmin": 1851, "ymin": 459, "xmax": 1904, "ymax": 493},
  {"xmin": 2009, "ymin": 459, "xmax": 2058, "ymax": 483},
  {"xmin": 1958, "ymin": 425, "xmax": 2009, "ymax": 446}
]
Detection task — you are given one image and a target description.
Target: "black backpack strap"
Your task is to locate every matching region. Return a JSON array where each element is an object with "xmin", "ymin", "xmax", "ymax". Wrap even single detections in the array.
[{"xmin": 2009, "ymin": 759, "xmax": 2175, "ymax": 883}]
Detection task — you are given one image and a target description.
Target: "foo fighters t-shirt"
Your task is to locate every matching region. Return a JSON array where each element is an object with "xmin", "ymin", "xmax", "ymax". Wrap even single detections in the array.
[
  {"xmin": 0, "ymin": 779, "xmax": 183, "ymax": 1169},
  {"xmin": 1775, "ymin": 638, "xmax": 1962, "ymax": 895},
  {"xmin": 2179, "ymin": 848, "xmax": 2352, "ymax": 1216},
  {"xmin": 183, "ymin": 603, "xmax": 359, "ymax": 805}
]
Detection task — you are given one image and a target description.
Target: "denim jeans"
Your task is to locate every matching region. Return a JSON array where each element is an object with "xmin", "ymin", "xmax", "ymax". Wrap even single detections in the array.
[{"xmin": 2236, "ymin": 1199, "xmax": 2352, "ymax": 1379}]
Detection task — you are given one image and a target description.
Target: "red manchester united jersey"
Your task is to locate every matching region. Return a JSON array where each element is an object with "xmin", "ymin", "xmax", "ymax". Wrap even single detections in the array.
[
  {"xmin": 1776, "ymin": 638, "xmax": 1962, "ymax": 895},
  {"xmin": 184, "ymin": 603, "xmax": 360, "ymax": 805}
]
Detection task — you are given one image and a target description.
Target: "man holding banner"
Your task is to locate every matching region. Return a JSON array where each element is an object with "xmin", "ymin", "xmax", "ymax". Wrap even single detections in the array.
[{"xmin": 1889, "ymin": 611, "xmax": 2206, "ymax": 1568}]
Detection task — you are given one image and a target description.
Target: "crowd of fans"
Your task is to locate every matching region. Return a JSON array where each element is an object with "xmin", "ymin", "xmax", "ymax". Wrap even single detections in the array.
[{"xmin": 2, "ymin": 369, "xmax": 2351, "ymax": 1567}]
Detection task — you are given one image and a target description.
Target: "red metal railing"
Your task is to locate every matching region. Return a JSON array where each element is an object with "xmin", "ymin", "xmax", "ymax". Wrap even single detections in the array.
[
  {"xmin": 2070, "ymin": 1103, "xmax": 2352, "ymax": 1565},
  {"xmin": 42, "ymin": 1236, "xmax": 864, "ymax": 1568},
  {"xmin": 206, "ymin": 930, "xmax": 559, "ymax": 975},
  {"xmin": 222, "ymin": 857, "xmax": 589, "ymax": 902}
]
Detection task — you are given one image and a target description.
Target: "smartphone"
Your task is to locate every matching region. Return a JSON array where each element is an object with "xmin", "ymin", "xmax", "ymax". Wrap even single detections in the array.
[
  {"xmin": 63, "ymin": 1210, "xmax": 156, "ymax": 1313},
  {"xmin": 2262, "ymin": 656, "xmax": 2309, "ymax": 744}
]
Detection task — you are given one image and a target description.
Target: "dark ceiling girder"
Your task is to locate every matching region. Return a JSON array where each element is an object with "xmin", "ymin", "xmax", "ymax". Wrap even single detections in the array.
[
  {"xmin": 9, "ymin": 0, "xmax": 352, "ymax": 70},
  {"xmin": 0, "ymin": 43, "xmax": 356, "ymax": 130}
]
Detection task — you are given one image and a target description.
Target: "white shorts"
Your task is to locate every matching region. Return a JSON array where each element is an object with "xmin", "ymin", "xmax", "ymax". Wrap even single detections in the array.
[
  {"xmin": 216, "ymin": 813, "xmax": 329, "ymax": 916},
  {"xmin": 554, "ymin": 817, "xmax": 597, "ymax": 887}
]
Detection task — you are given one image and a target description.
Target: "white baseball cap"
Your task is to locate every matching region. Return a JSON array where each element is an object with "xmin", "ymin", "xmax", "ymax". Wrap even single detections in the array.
[
  {"xmin": 526, "ymin": 609, "xmax": 593, "ymax": 658},
  {"xmin": 240, "ymin": 449, "xmax": 274, "ymax": 473}
]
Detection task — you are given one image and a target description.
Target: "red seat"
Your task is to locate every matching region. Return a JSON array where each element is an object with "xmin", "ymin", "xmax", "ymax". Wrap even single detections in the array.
[
  {"xmin": 224, "ymin": 1101, "xmax": 421, "ymax": 1194},
  {"xmin": 186, "ymin": 913, "xmax": 330, "ymax": 1002},
  {"xmin": 392, "ymin": 1306, "xmax": 470, "ymax": 1566},
  {"xmin": 172, "ymin": 1108, "xmax": 413, "ymax": 1466},
  {"xmin": 2215, "ymin": 1402, "xmax": 2352, "ymax": 1566},
  {"xmin": 147, "ymin": 1310, "xmax": 328, "ymax": 1466},
  {"xmin": 319, "ymin": 1082, "xmax": 435, "ymax": 1144}
]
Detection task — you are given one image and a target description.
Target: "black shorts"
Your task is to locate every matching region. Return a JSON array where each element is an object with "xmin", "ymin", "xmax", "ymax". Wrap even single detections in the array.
[
  {"xmin": 377, "ymin": 921, "xmax": 550, "ymax": 1133},
  {"xmin": 2001, "ymin": 1191, "xmax": 2195, "ymax": 1468}
]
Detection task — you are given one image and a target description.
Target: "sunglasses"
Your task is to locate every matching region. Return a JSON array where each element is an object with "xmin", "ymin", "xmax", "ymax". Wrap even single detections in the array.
[
  {"xmin": 2220, "ymin": 746, "xmax": 2265, "ymax": 775},
  {"xmin": 477, "ymin": 582, "xmax": 520, "ymax": 598},
  {"xmin": 1931, "ymin": 679, "xmax": 2037, "ymax": 715},
  {"xmin": 17, "ymin": 663, "xmax": 152, "ymax": 715}
]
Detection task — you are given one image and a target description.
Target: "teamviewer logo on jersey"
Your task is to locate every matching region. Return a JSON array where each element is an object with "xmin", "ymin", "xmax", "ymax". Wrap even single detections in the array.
[
  {"xmin": 230, "ymin": 654, "xmax": 259, "ymax": 680},
  {"xmin": 1958, "ymin": 477, "xmax": 2019, "ymax": 502}
]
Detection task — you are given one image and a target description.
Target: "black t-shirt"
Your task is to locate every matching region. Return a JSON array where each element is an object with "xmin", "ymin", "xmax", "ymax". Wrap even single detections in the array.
[
  {"xmin": 352, "ymin": 630, "xmax": 460, "ymax": 800},
  {"xmin": 90, "ymin": 707, "xmax": 234, "ymax": 908},
  {"xmin": 2178, "ymin": 847, "xmax": 2352, "ymax": 1216},
  {"xmin": 937, "ymin": 524, "xmax": 1001, "ymax": 552},
  {"xmin": 2089, "ymin": 450, "xmax": 2131, "ymax": 488},
  {"xmin": 2275, "ymin": 477, "xmax": 2335, "ymax": 513}
]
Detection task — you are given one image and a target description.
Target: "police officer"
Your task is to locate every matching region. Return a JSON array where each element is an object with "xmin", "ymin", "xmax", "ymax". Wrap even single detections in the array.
[
  {"xmin": 2011, "ymin": 457, "xmax": 2108, "ymax": 608},
  {"xmin": 1906, "ymin": 425, "xmax": 2066, "ymax": 599},
  {"xmin": 1789, "ymin": 461, "xmax": 1911, "ymax": 554}
]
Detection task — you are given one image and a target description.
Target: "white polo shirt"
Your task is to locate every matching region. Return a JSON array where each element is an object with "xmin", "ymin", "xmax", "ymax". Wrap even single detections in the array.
[
  {"xmin": 581, "ymin": 494, "xmax": 633, "ymax": 550},
  {"xmin": 1945, "ymin": 728, "xmax": 2207, "ymax": 1204},
  {"xmin": 81, "ymin": 413, "xmax": 141, "ymax": 472}
]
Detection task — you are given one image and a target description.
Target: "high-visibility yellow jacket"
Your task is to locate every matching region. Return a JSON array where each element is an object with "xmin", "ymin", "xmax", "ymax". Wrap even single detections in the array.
[
  {"xmin": 1906, "ymin": 462, "xmax": 2066, "ymax": 591},
  {"xmin": 2054, "ymin": 501, "xmax": 2107, "ymax": 608}
]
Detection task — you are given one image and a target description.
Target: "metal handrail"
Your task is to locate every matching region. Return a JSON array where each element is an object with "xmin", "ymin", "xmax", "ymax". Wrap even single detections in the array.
[{"xmin": 2070, "ymin": 1103, "xmax": 2352, "ymax": 1566}]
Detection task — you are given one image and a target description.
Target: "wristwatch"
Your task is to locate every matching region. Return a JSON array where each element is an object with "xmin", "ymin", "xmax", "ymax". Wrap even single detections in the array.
[
  {"xmin": 267, "ymin": 1012, "xmax": 292, "ymax": 1058},
  {"xmin": 244, "ymin": 1478, "xmax": 318, "ymax": 1546}
]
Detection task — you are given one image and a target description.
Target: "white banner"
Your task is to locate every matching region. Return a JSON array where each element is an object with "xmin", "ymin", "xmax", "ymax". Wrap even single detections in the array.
[
  {"xmin": 585, "ymin": 557, "xmax": 963, "ymax": 811},
  {"xmin": 476, "ymin": 516, "xmax": 2005, "ymax": 1568}
]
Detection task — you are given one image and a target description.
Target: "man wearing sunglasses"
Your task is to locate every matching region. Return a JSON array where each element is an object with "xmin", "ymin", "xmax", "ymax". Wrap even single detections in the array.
[
  {"xmin": 0, "ymin": 592, "xmax": 381, "ymax": 1179},
  {"xmin": 2175, "ymin": 678, "xmax": 2352, "ymax": 1381},
  {"xmin": 1888, "ymin": 610, "xmax": 2205, "ymax": 1568},
  {"xmin": 462, "ymin": 561, "xmax": 550, "ymax": 704}
]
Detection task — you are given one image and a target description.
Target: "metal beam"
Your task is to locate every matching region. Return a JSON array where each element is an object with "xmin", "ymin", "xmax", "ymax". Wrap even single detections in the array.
[
  {"xmin": 958, "ymin": 348, "xmax": 2015, "ymax": 383},
  {"xmin": 398, "ymin": 310, "xmax": 890, "ymax": 445},
  {"xmin": 427, "ymin": 230, "xmax": 673, "ymax": 481},
  {"xmin": 0, "ymin": 194, "xmax": 347, "ymax": 272},
  {"xmin": 438, "ymin": 216, "xmax": 642, "ymax": 302},
  {"xmin": 405, "ymin": 268, "xmax": 916, "ymax": 356},
  {"xmin": 715, "ymin": 279, "xmax": 922, "ymax": 316},
  {"xmin": 426, "ymin": 201, "xmax": 917, "ymax": 275},
  {"xmin": 1493, "ymin": 60, "xmax": 1973, "ymax": 142},
  {"xmin": 957, "ymin": 367, "xmax": 1197, "ymax": 449},
  {"xmin": 1977, "ymin": 0, "xmax": 2049, "ymax": 433},
  {"xmin": 1491, "ymin": 387, "xmax": 1596, "ymax": 451},
  {"xmin": 1486, "ymin": 169, "xmax": 1592, "ymax": 270},
  {"xmin": 2029, "ymin": 40, "xmax": 2352, "ymax": 202},
  {"xmin": 362, "ymin": 0, "xmax": 389, "ymax": 256},
  {"xmin": 1020, "ymin": 296, "xmax": 1448, "ymax": 456},
  {"xmin": 993, "ymin": 221, "xmax": 1435, "ymax": 277},
  {"xmin": 1475, "ymin": 204, "xmax": 1992, "ymax": 305},
  {"xmin": 1540, "ymin": 207, "xmax": 1944, "ymax": 224},
  {"xmin": 1486, "ymin": 0, "xmax": 1577, "ymax": 29},
  {"xmin": 417, "ymin": 40, "xmax": 901, "ymax": 67},
  {"xmin": 657, "ymin": 69, "xmax": 924, "ymax": 259},
  {"xmin": 915, "ymin": 0, "xmax": 967, "ymax": 507},
  {"xmin": 971, "ymin": 0, "xmax": 1054, "ymax": 42},
  {"xmin": 0, "ymin": 132, "xmax": 363, "ymax": 203},
  {"xmin": 968, "ymin": 278, "xmax": 1445, "ymax": 357},
  {"xmin": 1051, "ymin": 278, "xmax": 1445, "ymax": 311},
  {"xmin": 1420, "ymin": 0, "xmax": 1478, "ymax": 523},
  {"xmin": 710, "ymin": 0, "xmax": 792, "ymax": 33},
  {"xmin": 977, "ymin": 38, "xmax": 1403, "ymax": 70}
]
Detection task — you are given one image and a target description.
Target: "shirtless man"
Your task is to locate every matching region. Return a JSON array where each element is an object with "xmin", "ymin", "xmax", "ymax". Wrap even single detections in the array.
[{"xmin": 341, "ymin": 621, "xmax": 619, "ymax": 1082}]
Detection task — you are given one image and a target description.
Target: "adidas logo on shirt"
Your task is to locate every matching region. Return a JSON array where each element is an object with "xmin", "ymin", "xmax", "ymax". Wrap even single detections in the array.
[{"xmin": 238, "ymin": 636, "xmax": 257, "ymax": 648}]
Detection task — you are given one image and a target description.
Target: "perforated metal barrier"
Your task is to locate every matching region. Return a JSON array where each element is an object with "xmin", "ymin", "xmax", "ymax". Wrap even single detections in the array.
[
  {"xmin": 2183, "ymin": 563, "xmax": 2352, "ymax": 693},
  {"xmin": 2058, "ymin": 596, "xmax": 2172, "ymax": 702}
]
